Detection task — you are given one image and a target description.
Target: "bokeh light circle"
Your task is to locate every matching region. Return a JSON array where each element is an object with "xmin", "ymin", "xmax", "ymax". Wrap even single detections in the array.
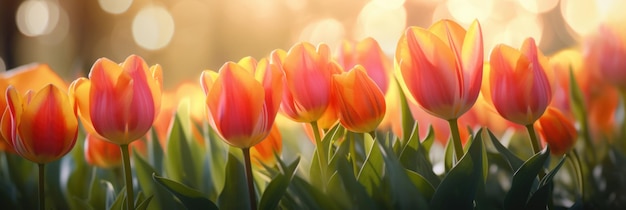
[{"xmin": 132, "ymin": 6, "xmax": 175, "ymax": 50}]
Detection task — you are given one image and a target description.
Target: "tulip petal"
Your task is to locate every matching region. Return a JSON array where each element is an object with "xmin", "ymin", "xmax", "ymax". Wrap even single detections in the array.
[{"xmin": 122, "ymin": 55, "xmax": 158, "ymax": 141}]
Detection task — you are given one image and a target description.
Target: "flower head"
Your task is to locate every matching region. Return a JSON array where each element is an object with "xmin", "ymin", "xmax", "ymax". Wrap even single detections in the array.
[
  {"xmin": 1, "ymin": 85, "xmax": 78, "ymax": 164},
  {"xmin": 333, "ymin": 66, "xmax": 386, "ymax": 133},
  {"xmin": 70, "ymin": 55, "xmax": 163, "ymax": 145},
  {"xmin": 536, "ymin": 108, "xmax": 577, "ymax": 156},
  {"xmin": 201, "ymin": 57, "xmax": 283, "ymax": 148},
  {"xmin": 396, "ymin": 19, "xmax": 484, "ymax": 120},
  {"xmin": 271, "ymin": 42, "xmax": 333, "ymax": 123},
  {"xmin": 489, "ymin": 38, "xmax": 553, "ymax": 125}
]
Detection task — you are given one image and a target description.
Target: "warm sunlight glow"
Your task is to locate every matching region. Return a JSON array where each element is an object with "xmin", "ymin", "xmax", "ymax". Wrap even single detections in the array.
[
  {"xmin": 98, "ymin": 0, "xmax": 133, "ymax": 15},
  {"xmin": 355, "ymin": 1, "xmax": 407, "ymax": 54},
  {"xmin": 16, "ymin": 0, "xmax": 60, "ymax": 37},
  {"xmin": 132, "ymin": 6, "xmax": 175, "ymax": 50}
]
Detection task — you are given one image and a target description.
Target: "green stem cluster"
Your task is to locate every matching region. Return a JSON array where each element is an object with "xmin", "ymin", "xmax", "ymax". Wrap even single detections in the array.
[
  {"xmin": 525, "ymin": 124, "xmax": 546, "ymax": 179},
  {"xmin": 311, "ymin": 121, "xmax": 328, "ymax": 190},
  {"xmin": 120, "ymin": 144, "xmax": 134, "ymax": 210}
]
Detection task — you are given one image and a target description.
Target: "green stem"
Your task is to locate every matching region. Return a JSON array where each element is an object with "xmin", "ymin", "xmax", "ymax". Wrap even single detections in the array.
[
  {"xmin": 310, "ymin": 121, "xmax": 328, "ymax": 189},
  {"xmin": 242, "ymin": 148, "xmax": 257, "ymax": 210},
  {"xmin": 347, "ymin": 132, "xmax": 358, "ymax": 175},
  {"xmin": 525, "ymin": 124, "xmax": 542, "ymax": 154},
  {"xmin": 447, "ymin": 119, "xmax": 464, "ymax": 162},
  {"xmin": 525, "ymin": 124, "xmax": 546, "ymax": 179},
  {"xmin": 120, "ymin": 144, "xmax": 134, "ymax": 210},
  {"xmin": 567, "ymin": 150, "xmax": 585, "ymax": 200},
  {"xmin": 38, "ymin": 163, "xmax": 45, "ymax": 210}
]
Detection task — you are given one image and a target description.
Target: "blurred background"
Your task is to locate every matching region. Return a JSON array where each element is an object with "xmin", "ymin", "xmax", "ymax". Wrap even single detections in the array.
[{"xmin": 1, "ymin": 0, "xmax": 625, "ymax": 89}]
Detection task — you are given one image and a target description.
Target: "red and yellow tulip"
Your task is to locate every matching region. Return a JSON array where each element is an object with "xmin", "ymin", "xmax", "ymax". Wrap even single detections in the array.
[
  {"xmin": 70, "ymin": 55, "xmax": 163, "ymax": 145},
  {"xmin": 396, "ymin": 19, "xmax": 484, "ymax": 120},
  {"xmin": 536, "ymin": 108, "xmax": 577, "ymax": 156},
  {"xmin": 489, "ymin": 38, "xmax": 553, "ymax": 125},
  {"xmin": 1, "ymin": 85, "xmax": 78, "ymax": 164},
  {"xmin": 333, "ymin": 66, "xmax": 386, "ymax": 133},
  {"xmin": 584, "ymin": 22, "xmax": 626, "ymax": 90},
  {"xmin": 271, "ymin": 42, "xmax": 333, "ymax": 123},
  {"xmin": 84, "ymin": 133, "xmax": 122, "ymax": 168},
  {"xmin": 201, "ymin": 57, "xmax": 283, "ymax": 148},
  {"xmin": 337, "ymin": 38, "xmax": 392, "ymax": 94}
]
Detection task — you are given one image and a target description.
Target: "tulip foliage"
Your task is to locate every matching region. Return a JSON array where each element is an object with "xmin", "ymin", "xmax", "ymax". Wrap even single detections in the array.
[{"xmin": 2, "ymin": 19, "xmax": 626, "ymax": 210}]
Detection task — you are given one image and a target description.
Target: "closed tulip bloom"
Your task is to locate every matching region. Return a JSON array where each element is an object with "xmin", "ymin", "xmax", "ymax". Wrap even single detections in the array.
[
  {"xmin": 337, "ymin": 38, "xmax": 392, "ymax": 93},
  {"xmin": 1, "ymin": 85, "xmax": 78, "ymax": 164},
  {"xmin": 272, "ymin": 42, "xmax": 333, "ymax": 123},
  {"xmin": 70, "ymin": 55, "xmax": 163, "ymax": 145},
  {"xmin": 396, "ymin": 19, "xmax": 484, "ymax": 120},
  {"xmin": 250, "ymin": 124, "xmax": 282, "ymax": 167},
  {"xmin": 333, "ymin": 66, "xmax": 386, "ymax": 133},
  {"xmin": 201, "ymin": 57, "xmax": 283, "ymax": 148},
  {"xmin": 84, "ymin": 133, "xmax": 122, "ymax": 168},
  {"xmin": 489, "ymin": 38, "xmax": 553, "ymax": 125},
  {"xmin": 1, "ymin": 64, "xmax": 69, "ymax": 153},
  {"xmin": 537, "ymin": 108, "xmax": 577, "ymax": 156}
]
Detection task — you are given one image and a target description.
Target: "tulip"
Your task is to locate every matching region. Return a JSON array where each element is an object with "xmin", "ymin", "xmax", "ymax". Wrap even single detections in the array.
[
  {"xmin": 0, "ymin": 84, "xmax": 78, "ymax": 210},
  {"xmin": 271, "ymin": 42, "xmax": 333, "ymax": 123},
  {"xmin": 536, "ymin": 108, "xmax": 577, "ymax": 156},
  {"xmin": 396, "ymin": 19, "xmax": 483, "ymax": 161},
  {"xmin": 70, "ymin": 55, "xmax": 163, "ymax": 145},
  {"xmin": 489, "ymin": 38, "xmax": 553, "ymax": 126},
  {"xmin": 333, "ymin": 66, "xmax": 386, "ymax": 133},
  {"xmin": 201, "ymin": 57, "xmax": 283, "ymax": 209},
  {"xmin": 337, "ymin": 38, "xmax": 392, "ymax": 93},
  {"xmin": 1, "ymin": 63, "xmax": 69, "ymax": 153},
  {"xmin": 200, "ymin": 57, "xmax": 283, "ymax": 148},
  {"xmin": 250, "ymin": 124, "xmax": 282, "ymax": 167},
  {"xmin": 396, "ymin": 19, "xmax": 483, "ymax": 120},
  {"xmin": 1, "ymin": 85, "xmax": 77, "ymax": 163},
  {"xmin": 489, "ymin": 37, "xmax": 554, "ymax": 155},
  {"xmin": 70, "ymin": 54, "xmax": 162, "ymax": 210}
]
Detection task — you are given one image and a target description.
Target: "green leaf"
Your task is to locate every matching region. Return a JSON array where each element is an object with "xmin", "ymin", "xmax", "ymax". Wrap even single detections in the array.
[
  {"xmin": 204, "ymin": 124, "xmax": 229, "ymax": 200},
  {"xmin": 430, "ymin": 129, "xmax": 484, "ymax": 210},
  {"xmin": 165, "ymin": 115, "xmax": 199, "ymax": 187},
  {"xmin": 422, "ymin": 125, "xmax": 436, "ymax": 153},
  {"xmin": 335, "ymin": 149, "xmax": 378, "ymax": 210},
  {"xmin": 444, "ymin": 137, "xmax": 454, "ymax": 172},
  {"xmin": 288, "ymin": 176, "xmax": 342, "ymax": 209},
  {"xmin": 148, "ymin": 128, "xmax": 164, "ymax": 173},
  {"xmin": 134, "ymin": 151, "xmax": 181, "ymax": 209},
  {"xmin": 87, "ymin": 168, "xmax": 106, "ymax": 209},
  {"xmin": 379, "ymin": 142, "xmax": 430, "ymax": 209},
  {"xmin": 398, "ymin": 124, "xmax": 440, "ymax": 188},
  {"xmin": 526, "ymin": 157, "xmax": 566, "ymax": 209},
  {"xmin": 487, "ymin": 129, "xmax": 524, "ymax": 171},
  {"xmin": 259, "ymin": 157, "xmax": 300, "ymax": 210},
  {"xmin": 394, "ymin": 78, "xmax": 416, "ymax": 143},
  {"xmin": 108, "ymin": 186, "xmax": 125, "ymax": 210},
  {"xmin": 135, "ymin": 195, "xmax": 154, "ymax": 210},
  {"xmin": 504, "ymin": 147, "xmax": 550, "ymax": 210},
  {"xmin": 218, "ymin": 149, "xmax": 251, "ymax": 209},
  {"xmin": 357, "ymin": 134, "xmax": 384, "ymax": 195},
  {"xmin": 153, "ymin": 174, "xmax": 218, "ymax": 210},
  {"xmin": 405, "ymin": 170, "xmax": 435, "ymax": 200},
  {"xmin": 67, "ymin": 164, "xmax": 91, "ymax": 209}
]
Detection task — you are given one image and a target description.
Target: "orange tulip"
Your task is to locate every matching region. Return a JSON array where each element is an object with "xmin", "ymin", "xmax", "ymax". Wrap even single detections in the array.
[
  {"xmin": 250, "ymin": 124, "xmax": 282, "ymax": 167},
  {"xmin": 0, "ymin": 85, "xmax": 77, "ymax": 164},
  {"xmin": 584, "ymin": 23, "xmax": 626, "ymax": 90},
  {"xmin": 271, "ymin": 42, "xmax": 333, "ymax": 123},
  {"xmin": 396, "ymin": 19, "xmax": 484, "ymax": 120},
  {"xmin": 0, "ymin": 64, "xmax": 69, "ymax": 152},
  {"xmin": 536, "ymin": 108, "xmax": 577, "ymax": 156},
  {"xmin": 333, "ymin": 66, "xmax": 386, "ymax": 133},
  {"xmin": 489, "ymin": 38, "xmax": 553, "ymax": 125},
  {"xmin": 314, "ymin": 62, "xmax": 344, "ymax": 129},
  {"xmin": 201, "ymin": 57, "xmax": 283, "ymax": 148},
  {"xmin": 84, "ymin": 133, "xmax": 122, "ymax": 168},
  {"xmin": 337, "ymin": 38, "xmax": 392, "ymax": 93},
  {"xmin": 70, "ymin": 55, "xmax": 163, "ymax": 145}
]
